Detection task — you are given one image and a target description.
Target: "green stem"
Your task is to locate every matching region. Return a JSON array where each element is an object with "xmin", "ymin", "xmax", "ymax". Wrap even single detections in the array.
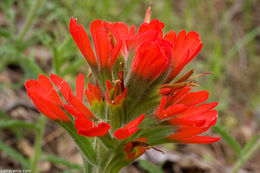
[
  {"xmin": 230, "ymin": 138, "xmax": 260, "ymax": 173},
  {"xmin": 30, "ymin": 116, "xmax": 46, "ymax": 173},
  {"xmin": 16, "ymin": 0, "xmax": 45, "ymax": 41},
  {"xmin": 213, "ymin": 124, "xmax": 242, "ymax": 156}
]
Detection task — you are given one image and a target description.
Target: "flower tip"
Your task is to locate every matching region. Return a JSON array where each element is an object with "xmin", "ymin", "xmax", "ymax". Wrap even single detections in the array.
[{"xmin": 144, "ymin": 2, "xmax": 152, "ymax": 23}]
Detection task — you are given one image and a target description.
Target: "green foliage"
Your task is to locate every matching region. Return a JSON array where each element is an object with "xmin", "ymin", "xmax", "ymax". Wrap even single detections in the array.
[
  {"xmin": 0, "ymin": 140, "xmax": 30, "ymax": 168},
  {"xmin": 40, "ymin": 155, "xmax": 83, "ymax": 170},
  {"xmin": 138, "ymin": 159, "xmax": 164, "ymax": 173}
]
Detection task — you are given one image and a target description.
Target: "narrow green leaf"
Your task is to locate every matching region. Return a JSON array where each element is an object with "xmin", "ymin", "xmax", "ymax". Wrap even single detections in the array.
[
  {"xmin": 138, "ymin": 160, "xmax": 164, "ymax": 173},
  {"xmin": 241, "ymin": 135, "xmax": 260, "ymax": 155},
  {"xmin": 0, "ymin": 140, "xmax": 30, "ymax": 168},
  {"xmin": 213, "ymin": 124, "xmax": 242, "ymax": 156},
  {"xmin": 0, "ymin": 28, "xmax": 10, "ymax": 38},
  {"xmin": 19, "ymin": 56, "xmax": 43, "ymax": 79},
  {"xmin": 231, "ymin": 138, "xmax": 260, "ymax": 173},
  {"xmin": 40, "ymin": 155, "xmax": 83, "ymax": 170},
  {"xmin": 0, "ymin": 119, "xmax": 38, "ymax": 130}
]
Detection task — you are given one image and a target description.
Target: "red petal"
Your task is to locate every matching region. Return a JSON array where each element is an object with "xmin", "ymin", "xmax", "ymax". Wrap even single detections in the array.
[
  {"xmin": 68, "ymin": 92, "xmax": 95, "ymax": 119},
  {"xmin": 94, "ymin": 28, "xmax": 111, "ymax": 67},
  {"xmin": 164, "ymin": 30, "xmax": 176, "ymax": 44},
  {"xmin": 75, "ymin": 117, "xmax": 94, "ymax": 130},
  {"xmin": 76, "ymin": 73, "xmax": 84, "ymax": 102},
  {"xmin": 155, "ymin": 97, "xmax": 167, "ymax": 116},
  {"xmin": 177, "ymin": 91, "xmax": 209, "ymax": 106},
  {"xmin": 132, "ymin": 42, "xmax": 169, "ymax": 81},
  {"xmin": 168, "ymin": 31, "xmax": 202, "ymax": 79},
  {"xmin": 85, "ymin": 89, "xmax": 95, "ymax": 105},
  {"xmin": 167, "ymin": 87, "xmax": 191, "ymax": 105},
  {"xmin": 50, "ymin": 74, "xmax": 73, "ymax": 103},
  {"xmin": 64, "ymin": 104, "xmax": 90, "ymax": 119},
  {"xmin": 106, "ymin": 80, "xmax": 113, "ymax": 91},
  {"xmin": 69, "ymin": 18, "xmax": 97, "ymax": 65},
  {"xmin": 177, "ymin": 102, "xmax": 218, "ymax": 119},
  {"xmin": 30, "ymin": 92, "xmax": 69, "ymax": 122},
  {"xmin": 168, "ymin": 127, "xmax": 208, "ymax": 141},
  {"xmin": 179, "ymin": 136, "xmax": 221, "ymax": 144},
  {"xmin": 78, "ymin": 122, "xmax": 111, "ymax": 137},
  {"xmin": 169, "ymin": 118, "xmax": 205, "ymax": 126},
  {"xmin": 162, "ymin": 104, "xmax": 187, "ymax": 117},
  {"xmin": 138, "ymin": 19, "xmax": 164, "ymax": 37},
  {"xmin": 124, "ymin": 114, "xmax": 145, "ymax": 129},
  {"xmin": 108, "ymin": 40, "xmax": 123, "ymax": 69},
  {"xmin": 114, "ymin": 127, "xmax": 138, "ymax": 140}
]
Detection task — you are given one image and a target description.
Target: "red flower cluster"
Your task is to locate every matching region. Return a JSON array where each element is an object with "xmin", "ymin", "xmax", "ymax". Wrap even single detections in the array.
[
  {"xmin": 26, "ymin": 73, "xmax": 144, "ymax": 140},
  {"xmin": 25, "ymin": 12, "xmax": 220, "ymax": 160}
]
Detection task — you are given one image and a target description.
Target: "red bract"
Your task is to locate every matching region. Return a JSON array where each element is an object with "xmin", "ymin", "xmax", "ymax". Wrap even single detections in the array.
[
  {"xmin": 50, "ymin": 73, "xmax": 95, "ymax": 120},
  {"xmin": 25, "ymin": 75, "xmax": 70, "ymax": 122},
  {"xmin": 166, "ymin": 30, "xmax": 203, "ymax": 80},
  {"xmin": 114, "ymin": 114, "xmax": 145, "ymax": 140},
  {"xmin": 131, "ymin": 41, "xmax": 169, "ymax": 81},
  {"xmin": 156, "ymin": 87, "xmax": 219, "ymax": 143},
  {"xmin": 70, "ymin": 18, "xmax": 123, "ymax": 70},
  {"xmin": 85, "ymin": 82, "xmax": 103, "ymax": 105},
  {"xmin": 75, "ymin": 118, "xmax": 111, "ymax": 137},
  {"xmin": 106, "ymin": 80, "xmax": 127, "ymax": 105}
]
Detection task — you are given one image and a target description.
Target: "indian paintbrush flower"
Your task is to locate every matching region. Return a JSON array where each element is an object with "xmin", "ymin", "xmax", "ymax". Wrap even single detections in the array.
[{"xmin": 25, "ymin": 6, "xmax": 220, "ymax": 173}]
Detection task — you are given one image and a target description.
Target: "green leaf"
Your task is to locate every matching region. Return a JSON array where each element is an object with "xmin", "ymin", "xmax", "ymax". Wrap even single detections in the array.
[
  {"xmin": 19, "ymin": 56, "xmax": 43, "ymax": 79},
  {"xmin": 40, "ymin": 155, "xmax": 83, "ymax": 170},
  {"xmin": 213, "ymin": 124, "xmax": 242, "ymax": 156},
  {"xmin": 0, "ymin": 28, "xmax": 10, "ymax": 38},
  {"xmin": 0, "ymin": 140, "xmax": 30, "ymax": 168},
  {"xmin": 138, "ymin": 160, "xmax": 164, "ymax": 173},
  {"xmin": 241, "ymin": 135, "xmax": 260, "ymax": 155},
  {"xmin": 0, "ymin": 119, "xmax": 39, "ymax": 130}
]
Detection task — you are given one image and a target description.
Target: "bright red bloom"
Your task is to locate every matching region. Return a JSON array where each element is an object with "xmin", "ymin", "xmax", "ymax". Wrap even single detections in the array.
[
  {"xmin": 75, "ymin": 118, "xmax": 111, "ymax": 137},
  {"xmin": 106, "ymin": 80, "xmax": 128, "ymax": 105},
  {"xmin": 85, "ymin": 82, "xmax": 103, "ymax": 105},
  {"xmin": 25, "ymin": 74, "xmax": 70, "ymax": 122},
  {"xmin": 114, "ymin": 114, "xmax": 145, "ymax": 140},
  {"xmin": 50, "ymin": 73, "xmax": 95, "ymax": 120},
  {"xmin": 166, "ymin": 30, "xmax": 203, "ymax": 80},
  {"xmin": 70, "ymin": 18, "xmax": 123, "ymax": 70},
  {"xmin": 131, "ymin": 41, "xmax": 169, "ymax": 81},
  {"xmin": 156, "ymin": 87, "xmax": 220, "ymax": 144},
  {"xmin": 138, "ymin": 19, "xmax": 164, "ymax": 38}
]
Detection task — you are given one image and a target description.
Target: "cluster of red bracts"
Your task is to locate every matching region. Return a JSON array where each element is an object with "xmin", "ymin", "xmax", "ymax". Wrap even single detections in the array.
[
  {"xmin": 25, "ymin": 14, "xmax": 220, "ymax": 163},
  {"xmin": 25, "ymin": 73, "xmax": 143, "ymax": 140}
]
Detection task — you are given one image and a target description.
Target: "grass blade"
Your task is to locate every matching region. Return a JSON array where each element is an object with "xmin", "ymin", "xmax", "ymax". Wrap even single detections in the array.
[
  {"xmin": 213, "ymin": 124, "xmax": 242, "ymax": 156},
  {"xmin": 0, "ymin": 140, "xmax": 30, "ymax": 168},
  {"xmin": 40, "ymin": 155, "xmax": 83, "ymax": 170}
]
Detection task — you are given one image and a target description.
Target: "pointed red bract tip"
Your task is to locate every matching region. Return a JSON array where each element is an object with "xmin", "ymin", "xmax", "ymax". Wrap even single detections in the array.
[
  {"xmin": 69, "ymin": 17, "xmax": 97, "ymax": 65},
  {"xmin": 131, "ymin": 41, "xmax": 169, "ymax": 81},
  {"xmin": 167, "ymin": 30, "xmax": 203, "ymax": 80},
  {"xmin": 114, "ymin": 114, "xmax": 145, "ymax": 140},
  {"xmin": 76, "ymin": 73, "xmax": 85, "ymax": 102},
  {"xmin": 75, "ymin": 118, "xmax": 111, "ymax": 137},
  {"xmin": 25, "ymin": 75, "xmax": 70, "ymax": 122},
  {"xmin": 85, "ymin": 82, "xmax": 103, "ymax": 105},
  {"xmin": 178, "ymin": 136, "xmax": 221, "ymax": 144}
]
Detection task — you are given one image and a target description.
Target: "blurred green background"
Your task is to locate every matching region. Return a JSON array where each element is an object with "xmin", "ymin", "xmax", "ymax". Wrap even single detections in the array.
[{"xmin": 0, "ymin": 0, "xmax": 259, "ymax": 172}]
